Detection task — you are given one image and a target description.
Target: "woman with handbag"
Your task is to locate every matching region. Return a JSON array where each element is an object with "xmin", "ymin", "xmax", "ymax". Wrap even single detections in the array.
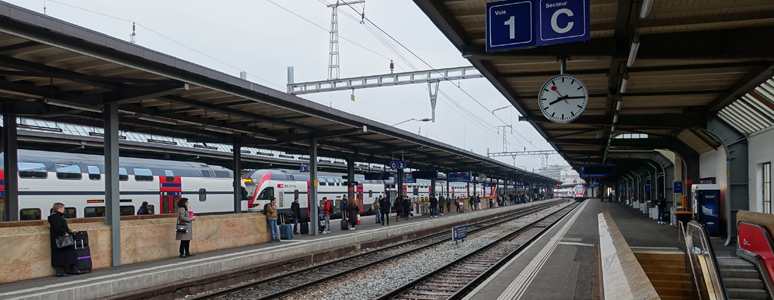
[
  {"xmin": 48, "ymin": 202, "xmax": 81, "ymax": 277},
  {"xmin": 176, "ymin": 198, "xmax": 196, "ymax": 258}
]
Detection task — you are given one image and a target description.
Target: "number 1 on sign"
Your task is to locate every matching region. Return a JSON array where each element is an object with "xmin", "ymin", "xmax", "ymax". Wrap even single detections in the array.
[{"xmin": 504, "ymin": 16, "xmax": 516, "ymax": 39}]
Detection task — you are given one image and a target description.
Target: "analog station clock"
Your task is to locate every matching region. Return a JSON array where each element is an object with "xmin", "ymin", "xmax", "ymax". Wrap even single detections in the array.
[{"xmin": 537, "ymin": 74, "xmax": 588, "ymax": 123}]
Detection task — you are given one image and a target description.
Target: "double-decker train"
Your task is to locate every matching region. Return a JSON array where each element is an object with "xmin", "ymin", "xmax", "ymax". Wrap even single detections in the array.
[
  {"xmin": 573, "ymin": 184, "xmax": 587, "ymax": 201},
  {"xmin": 1, "ymin": 150, "xmax": 245, "ymax": 220}
]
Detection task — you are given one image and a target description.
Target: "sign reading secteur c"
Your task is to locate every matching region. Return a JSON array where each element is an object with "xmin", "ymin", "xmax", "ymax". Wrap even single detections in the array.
[{"xmin": 486, "ymin": 0, "xmax": 590, "ymax": 52}]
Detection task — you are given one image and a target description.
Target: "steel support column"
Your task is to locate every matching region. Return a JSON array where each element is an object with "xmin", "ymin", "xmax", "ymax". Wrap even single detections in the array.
[
  {"xmin": 233, "ymin": 142, "xmax": 242, "ymax": 213},
  {"xmin": 397, "ymin": 168, "xmax": 404, "ymax": 199},
  {"xmin": 346, "ymin": 159, "xmax": 355, "ymax": 202},
  {"xmin": 2, "ymin": 110, "xmax": 18, "ymax": 221},
  {"xmin": 309, "ymin": 138, "xmax": 319, "ymax": 236},
  {"xmin": 446, "ymin": 179, "xmax": 450, "ymax": 199},
  {"xmin": 707, "ymin": 117, "xmax": 749, "ymax": 245},
  {"xmin": 103, "ymin": 101, "xmax": 121, "ymax": 266}
]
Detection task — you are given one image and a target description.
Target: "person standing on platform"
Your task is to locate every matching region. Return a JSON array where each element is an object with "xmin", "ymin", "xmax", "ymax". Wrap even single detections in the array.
[
  {"xmin": 429, "ymin": 193, "xmax": 438, "ymax": 218},
  {"xmin": 656, "ymin": 194, "xmax": 667, "ymax": 224},
  {"xmin": 177, "ymin": 197, "xmax": 197, "ymax": 256},
  {"xmin": 137, "ymin": 201, "xmax": 150, "ymax": 215},
  {"xmin": 340, "ymin": 195, "xmax": 349, "ymax": 222},
  {"xmin": 438, "ymin": 194, "xmax": 445, "ymax": 215},
  {"xmin": 347, "ymin": 198, "xmax": 359, "ymax": 230},
  {"xmin": 402, "ymin": 195, "xmax": 411, "ymax": 219},
  {"xmin": 446, "ymin": 195, "xmax": 451, "ymax": 214},
  {"xmin": 49, "ymin": 202, "xmax": 82, "ymax": 277},
  {"xmin": 291, "ymin": 197, "xmax": 301, "ymax": 235},
  {"xmin": 324, "ymin": 197, "xmax": 333, "ymax": 234},
  {"xmin": 380, "ymin": 195, "xmax": 391, "ymax": 225},
  {"xmin": 392, "ymin": 196, "xmax": 403, "ymax": 222},
  {"xmin": 373, "ymin": 196, "xmax": 382, "ymax": 224},
  {"xmin": 266, "ymin": 197, "xmax": 279, "ymax": 243},
  {"xmin": 318, "ymin": 198, "xmax": 326, "ymax": 234}
]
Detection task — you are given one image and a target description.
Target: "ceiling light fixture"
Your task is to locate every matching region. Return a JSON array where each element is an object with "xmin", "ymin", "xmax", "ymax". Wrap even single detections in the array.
[
  {"xmin": 640, "ymin": 0, "xmax": 654, "ymax": 19},
  {"xmin": 627, "ymin": 37, "xmax": 640, "ymax": 68}
]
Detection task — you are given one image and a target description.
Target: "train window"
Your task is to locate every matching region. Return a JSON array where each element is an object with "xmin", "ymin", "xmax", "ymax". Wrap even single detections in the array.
[
  {"xmin": 56, "ymin": 163, "xmax": 82, "ymax": 180},
  {"xmin": 294, "ymin": 190, "xmax": 299, "ymax": 200},
  {"xmin": 88, "ymin": 166, "xmax": 101, "ymax": 180},
  {"xmin": 19, "ymin": 208, "xmax": 41, "ymax": 220},
  {"xmin": 146, "ymin": 205, "xmax": 155, "ymax": 214},
  {"xmin": 84, "ymin": 207, "xmax": 106, "ymax": 217},
  {"xmin": 64, "ymin": 207, "xmax": 76, "ymax": 218},
  {"xmin": 134, "ymin": 168, "xmax": 153, "ymax": 181},
  {"xmin": 369, "ymin": 190, "xmax": 373, "ymax": 198},
  {"xmin": 165, "ymin": 170, "xmax": 175, "ymax": 182},
  {"xmin": 198, "ymin": 188, "xmax": 207, "ymax": 202},
  {"xmin": 120, "ymin": 206, "xmax": 135, "ymax": 216},
  {"xmin": 18, "ymin": 162, "xmax": 47, "ymax": 179},
  {"xmin": 119, "ymin": 168, "xmax": 128, "ymax": 181},
  {"xmin": 257, "ymin": 187, "xmax": 274, "ymax": 200},
  {"xmin": 215, "ymin": 171, "xmax": 230, "ymax": 178}
]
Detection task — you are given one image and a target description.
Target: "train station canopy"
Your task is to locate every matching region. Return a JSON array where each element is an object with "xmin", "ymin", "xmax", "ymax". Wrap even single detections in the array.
[
  {"xmin": 0, "ymin": 3, "xmax": 558, "ymax": 185},
  {"xmin": 414, "ymin": 0, "xmax": 774, "ymax": 174}
]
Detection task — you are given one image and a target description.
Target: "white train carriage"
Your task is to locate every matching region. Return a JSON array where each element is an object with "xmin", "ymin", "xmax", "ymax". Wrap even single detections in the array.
[
  {"xmin": 1, "ymin": 150, "xmax": 242, "ymax": 220},
  {"xmin": 574, "ymin": 184, "xmax": 587, "ymax": 201}
]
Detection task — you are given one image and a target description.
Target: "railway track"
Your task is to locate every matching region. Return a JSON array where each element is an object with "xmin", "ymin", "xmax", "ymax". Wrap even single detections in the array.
[
  {"xmin": 192, "ymin": 200, "xmax": 568, "ymax": 300},
  {"xmin": 375, "ymin": 201, "xmax": 580, "ymax": 300}
]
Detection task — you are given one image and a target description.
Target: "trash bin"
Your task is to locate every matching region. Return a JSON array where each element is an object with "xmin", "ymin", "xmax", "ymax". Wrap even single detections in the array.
[{"xmin": 675, "ymin": 211, "xmax": 692, "ymax": 229}]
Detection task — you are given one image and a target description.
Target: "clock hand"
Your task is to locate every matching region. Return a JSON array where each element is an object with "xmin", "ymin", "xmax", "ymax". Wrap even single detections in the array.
[
  {"xmin": 548, "ymin": 95, "xmax": 586, "ymax": 105},
  {"xmin": 551, "ymin": 86, "xmax": 568, "ymax": 104}
]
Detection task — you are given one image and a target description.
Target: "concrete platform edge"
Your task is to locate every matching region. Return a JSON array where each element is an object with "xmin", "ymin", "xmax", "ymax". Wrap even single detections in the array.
[
  {"xmin": 0, "ymin": 201, "xmax": 553, "ymax": 300},
  {"xmin": 599, "ymin": 211, "xmax": 660, "ymax": 300}
]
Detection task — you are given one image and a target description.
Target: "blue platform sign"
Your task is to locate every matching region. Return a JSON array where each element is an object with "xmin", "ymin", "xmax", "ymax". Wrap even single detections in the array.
[
  {"xmin": 452, "ymin": 225, "xmax": 468, "ymax": 243},
  {"xmin": 389, "ymin": 160, "xmax": 407, "ymax": 170},
  {"xmin": 674, "ymin": 181, "xmax": 684, "ymax": 194},
  {"xmin": 413, "ymin": 187, "xmax": 419, "ymax": 196},
  {"xmin": 645, "ymin": 185, "xmax": 651, "ymax": 194},
  {"xmin": 299, "ymin": 164, "xmax": 310, "ymax": 173},
  {"xmin": 448, "ymin": 171, "xmax": 472, "ymax": 182},
  {"xmin": 486, "ymin": 0, "xmax": 589, "ymax": 52}
]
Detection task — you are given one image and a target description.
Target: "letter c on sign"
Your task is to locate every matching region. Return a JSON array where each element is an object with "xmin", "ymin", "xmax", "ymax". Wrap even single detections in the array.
[{"xmin": 551, "ymin": 8, "xmax": 574, "ymax": 34}]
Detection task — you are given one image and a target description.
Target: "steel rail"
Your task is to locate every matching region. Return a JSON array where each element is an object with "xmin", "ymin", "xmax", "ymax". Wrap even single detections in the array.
[
  {"xmin": 375, "ymin": 202, "xmax": 580, "ymax": 300},
  {"xmin": 191, "ymin": 200, "xmax": 566, "ymax": 300}
]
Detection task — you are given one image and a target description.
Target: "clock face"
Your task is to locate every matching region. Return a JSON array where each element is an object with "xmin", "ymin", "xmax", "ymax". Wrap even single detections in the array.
[{"xmin": 537, "ymin": 74, "xmax": 588, "ymax": 123}]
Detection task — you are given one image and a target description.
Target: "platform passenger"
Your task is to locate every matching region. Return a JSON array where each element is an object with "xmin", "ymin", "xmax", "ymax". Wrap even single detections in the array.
[
  {"xmin": 291, "ymin": 197, "xmax": 301, "ymax": 235},
  {"xmin": 324, "ymin": 197, "xmax": 333, "ymax": 234},
  {"xmin": 656, "ymin": 194, "xmax": 666, "ymax": 224},
  {"xmin": 347, "ymin": 198, "xmax": 359, "ymax": 230},
  {"xmin": 380, "ymin": 195, "xmax": 391, "ymax": 226},
  {"xmin": 49, "ymin": 202, "xmax": 81, "ymax": 277},
  {"xmin": 445, "ymin": 196, "xmax": 451, "ymax": 214},
  {"xmin": 137, "ymin": 201, "xmax": 150, "ymax": 215},
  {"xmin": 340, "ymin": 195, "xmax": 349, "ymax": 221},
  {"xmin": 373, "ymin": 196, "xmax": 382, "ymax": 224},
  {"xmin": 402, "ymin": 195, "xmax": 411, "ymax": 218},
  {"xmin": 265, "ymin": 197, "xmax": 279, "ymax": 242},
  {"xmin": 429, "ymin": 194, "xmax": 438, "ymax": 218},
  {"xmin": 177, "ymin": 197, "xmax": 197, "ymax": 256}
]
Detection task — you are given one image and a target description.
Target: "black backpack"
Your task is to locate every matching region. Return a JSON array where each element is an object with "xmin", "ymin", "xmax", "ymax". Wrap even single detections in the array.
[{"xmin": 263, "ymin": 203, "xmax": 269, "ymax": 215}]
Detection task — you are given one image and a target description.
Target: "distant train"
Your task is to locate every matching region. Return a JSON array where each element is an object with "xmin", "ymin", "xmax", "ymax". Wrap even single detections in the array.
[
  {"xmin": 242, "ymin": 169, "xmax": 496, "ymax": 220},
  {"xmin": 574, "ymin": 184, "xmax": 587, "ymax": 201},
  {"xmin": 1, "ymin": 150, "xmax": 246, "ymax": 220}
]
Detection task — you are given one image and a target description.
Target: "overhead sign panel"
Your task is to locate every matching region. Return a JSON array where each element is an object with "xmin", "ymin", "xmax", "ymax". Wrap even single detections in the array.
[
  {"xmin": 579, "ymin": 165, "xmax": 616, "ymax": 178},
  {"xmin": 412, "ymin": 170, "xmax": 439, "ymax": 179},
  {"xmin": 448, "ymin": 171, "xmax": 472, "ymax": 182},
  {"xmin": 486, "ymin": 0, "xmax": 590, "ymax": 52}
]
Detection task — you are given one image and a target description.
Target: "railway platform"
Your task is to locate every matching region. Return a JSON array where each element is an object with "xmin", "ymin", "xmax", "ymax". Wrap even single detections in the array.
[
  {"xmin": 0, "ymin": 200, "xmax": 556, "ymax": 300},
  {"xmin": 463, "ymin": 198, "xmax": 736, "ymax": 300}
]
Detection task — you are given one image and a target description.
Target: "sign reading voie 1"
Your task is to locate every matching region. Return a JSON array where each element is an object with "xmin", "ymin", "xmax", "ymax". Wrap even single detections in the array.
[{"xmin": 486, "ymin": 0, "xmax": 589, "ymax": 52}]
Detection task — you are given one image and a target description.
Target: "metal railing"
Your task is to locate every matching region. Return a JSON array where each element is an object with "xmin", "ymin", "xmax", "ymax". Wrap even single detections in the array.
[{"xmin": 680, "ymin": 220, "xmax": 728, "ymax": 300}]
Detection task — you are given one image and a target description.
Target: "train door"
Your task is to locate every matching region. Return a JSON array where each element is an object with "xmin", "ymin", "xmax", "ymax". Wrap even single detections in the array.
[{"xmin": 160, "ymin": 175, "xmax": 182, "ymax": 214}]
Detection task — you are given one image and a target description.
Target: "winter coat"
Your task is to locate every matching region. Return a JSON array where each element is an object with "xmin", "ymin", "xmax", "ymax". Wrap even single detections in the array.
[
  {"xmin": 176, "ymin": 207, "xmax": 193, "ymax": 241},
  {"xmin": 380, "ymin": 197, "xmax": 391, "ymax": 214},
  {"xmin": 291, "ymin": 202, "xmax": 301, "ymax": 219},
  {"xmin": 347, "ymin": 202, "xmax": 359, "ymax": 226},
  {"xmin": 429, "ymin": 197, "xmax": 438, "ymax": 208},
  {"xmin": 394, "ymin": 198, "xmax": 402, "ymax": 213},
  {"xmin": 48, "ymin": 212, "xmax": 76, "ymax": 268},
  {"xmin": 325, "ymin": 200, "xmax": 334, "ymax": 216},
  {"xmin": 265, "ymin": 203, "xmax": 278, "ymax": 219},
  {"xmin": 373, "ymin": 199, "xmax": 381, "ymax": 212},
  {"xmin": 137, "ymin": 205, "xmax": 149, "ymax": 215}
]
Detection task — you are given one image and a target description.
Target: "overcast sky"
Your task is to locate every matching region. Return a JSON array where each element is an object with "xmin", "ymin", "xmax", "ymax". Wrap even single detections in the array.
[{"xmin": 6, "ymin": 0, "xmax": 568, "ymax": 171}]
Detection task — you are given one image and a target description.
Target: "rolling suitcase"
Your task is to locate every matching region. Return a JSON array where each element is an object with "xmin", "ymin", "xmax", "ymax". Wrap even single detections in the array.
[
  {"xmin": 280, "ymin": 224, "xmax": 293, "ymax": 239},
  {"xmin": 72, "ymin": 231, "xmax": 88, "ymax": 247},
  {"xmin": 300, "ymin": 222, "xmax": 309, "ymax": 234},
  {"xmin": 340, "ymin": 218, "xmax": 348, "ymax": 230},
  {"xmin": 74, "ymin": 240, "xmax": 92, "ymax": 272}
]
